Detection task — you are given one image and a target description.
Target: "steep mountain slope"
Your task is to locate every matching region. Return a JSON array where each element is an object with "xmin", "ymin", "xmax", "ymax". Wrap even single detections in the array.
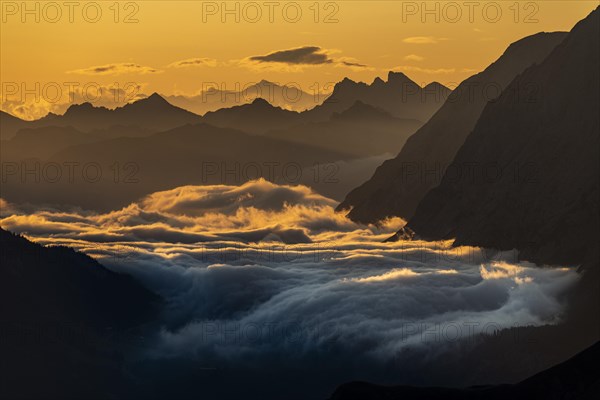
[
  {"xmin": 337, "ymin": 31, "xmax": 568, "ymax": 223},
  {"xmin": 0, "ymin": 228, "xmax": 159, "ymax": 327},
  {"xmin": 0, "ymin": 110, "xmax": 31, "ymax": 140},
  {"xmin": 407, "ymin": 8, "xmax": 599, "ymax": 266},
  {"xmin": 0, "ymin": 228, "xmax": 161, "ymax": 399}
]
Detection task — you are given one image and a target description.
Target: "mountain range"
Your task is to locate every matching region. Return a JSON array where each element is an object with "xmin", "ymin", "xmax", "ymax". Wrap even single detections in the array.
[
  {"xmin": 201, "ymin": 97, "xmax": 302, "ymax": 134},
  {"xmin": 1, "ymin": 7, "xmax": 599, "ymax": 400},
  {"xmin": 166, "ymin": 79, "xmax": 317, "ymax": 115},
  {"xmin": 405, "ymin": 7, "xmax": 599, "ymax": 267},
  {"xmin": 337, "ymin": 31, "xmax": 569, "ymax": 223},
  {"xmin": 264, "ymin": 100, "xmax": 422, "ymax": 157},
  {"xmin": 0, "ymin": 93, "xmax": 200, "ymax": 140},
  {"xmin": 1, "ymin": 123, "xmax": 353, "ymax": 211},
  {"xmin": 303, "ymin": 72, "xmax": 450, "ymax": 122},
  {"xmin": 1, "ymin": 71, "xmax": 449, "ymax": 210}
]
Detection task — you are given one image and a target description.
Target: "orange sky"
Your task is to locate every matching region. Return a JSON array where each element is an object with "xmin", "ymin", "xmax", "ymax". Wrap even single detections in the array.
[{"xmin": 1, "ymin": 1, "xmax": 597, "ymax": 119}]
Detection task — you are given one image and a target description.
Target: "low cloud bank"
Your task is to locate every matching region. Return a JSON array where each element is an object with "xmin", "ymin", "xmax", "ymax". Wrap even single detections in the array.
[{"xmin": 0, "ymin": 180, "xmax": 578, "ymax": 382}]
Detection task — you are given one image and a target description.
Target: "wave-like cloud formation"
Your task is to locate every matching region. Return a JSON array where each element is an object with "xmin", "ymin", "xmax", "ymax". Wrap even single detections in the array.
[
  {"xmin": 2, "ymin": 179, "xmax": 397, "ymax": 245},
  {"xmin": 0, "ymin": 179, "xmax": 578, "ymax": 374}
]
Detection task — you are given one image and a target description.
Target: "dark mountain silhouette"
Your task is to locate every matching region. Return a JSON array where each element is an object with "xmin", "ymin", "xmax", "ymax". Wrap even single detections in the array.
[
  {"xmin": 331, "ymin": 100, "xmax": 395, "ymax": 121},
  {"xmin": 201, "ymin": 97, "xmax": 301, "ymax": 134},
  {"xmin": 303, "ymin": 72, "xmax": 450, "ymax": 122},
  {"xmin": 0, "ymin": 110, "xmax": 31, "ymax": 140},
  {"xmin": 45, "ymin": 92, "xmax": 200, "ymax": 132},
  {"xmin": 0, "ymin": 227, "xmax": 161, "ymax": 399},
  {"xmin": 167, "ymin": 79, "xmax": 316, "ymax": 114},
  {"xmin": 337, "ymin": 31, "xmax": 568, "ymax": 223},
  {"xmin": 201, "ymin": 95, "xmax": 425, "ymax": 157},
  {"xmin": 2, "ymin": 93, "xmax": 200, "ymax": 140},
  {"xmin": 406, "ymin": 8, "xmax": 599, "ymax": 267},
  {"xmin": 329, "ymin": 341, "xmax": 600, "ymax": 400},
  {"xmin": 1, "ymin": 123, "xmax": 354, "ymax": 211},
  {"xmin": 0, "ymin": 227, "xmax": 159, "ymax": 327},
  {"xmin": 200, "ymin": 72, "xmax": 448, "ymax": 132},
  {"xmin": 265, "ymin": 101, "xmax": 422, "ymax": 157}
]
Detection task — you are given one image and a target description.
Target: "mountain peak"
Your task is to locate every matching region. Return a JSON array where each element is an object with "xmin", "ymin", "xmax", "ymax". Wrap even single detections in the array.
[
  {"xmin": 331, "ymin": 77, "xmax": 363, "ymax": 95},
  {"xmin": 251, "ymin": 97, "xmax": 273, "ymax": 107},
  {"xmin": 63, "ymin": 102, "xmax": 99, "ymax": 116},
  {"xmin": 122, "ymin": 92, "xmax": 182, "ymax": 113},
  {"xmin": 372, "ymin": 76, "xmax": 385, "ymax": 86},
  {"xmin": 424, "ymin": 81, "xmax": 444, "ymax": 89},
  {"xmin": 257, "ymin": 79, "xmax": 276, "ymax": 86},
  {"xmin": 387, "ymin": 71, "xmax": 415, "ymax": 85},
  {"xmin": 143, "ymin": 92, "xmax": 170, "ymax": 104},
  {"xmin": 333, "ymin": 100, "xmax": 392, "ymax": 120},
  {"xmin": 337, "ymin": 77, "xmax": 357, "ymax": 87},
  {"xmin": 423, "ymin": 81, "xmax": 450, "ymax": 94}
]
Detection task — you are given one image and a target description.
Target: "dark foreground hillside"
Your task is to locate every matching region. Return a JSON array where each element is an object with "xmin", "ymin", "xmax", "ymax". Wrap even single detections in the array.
[
  {"xmin": 330, "ymin": 341, "xmax": 600, "ymax": 400},
  {"xmin": 0, "ymin": 228, "xmax": 161, "ymax": 399}
]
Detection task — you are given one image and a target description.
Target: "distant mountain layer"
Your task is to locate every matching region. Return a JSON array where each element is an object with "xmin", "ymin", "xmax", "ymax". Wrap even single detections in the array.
[
  {"xmin": 1, "ymin": 123, "xmax": 353, "ymax": 211},
  {"xmin": 166, "ymin": 80, "xmax": 317, "ymax": 114},
  {"xmin": 0, "ymin": 93, "xmax": 200, "ymax": 140},
  {"xmin": 330, "ymin": 341, "xmax": 600, "ymax": 400},
  {"xmin": 406, "ymin": 8, "xmax": 599, "ymax": 266},
  {"xmin": 337, "ymin": 31, "xmax": 568, "ymax": 223},
  {"xmin": 3, "ymin": 75, "xmax": 443, "ymax": 211},
  {"xmin": 304, "ymin": 72, "xmax": 450, "ymax": 122},
  {"xmin": 1, "ymin": 72, "xmax": 446, "ymax": 142},
  {"xmin": 201, "ymin": 97, "xmax": 301, "ymax": 134},
  {"xmin": 264, "ymin": 101, "xmax": 422, "ymax": 157},
  {"xmin": 1, "ymin": 125, "xmax": 153, "ymax": 161}
]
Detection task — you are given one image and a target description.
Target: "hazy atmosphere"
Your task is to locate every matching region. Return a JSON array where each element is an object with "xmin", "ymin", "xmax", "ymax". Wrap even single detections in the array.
[{"xmin": 1, "ymin": 1, "xmax": 599, "ymax": 399}]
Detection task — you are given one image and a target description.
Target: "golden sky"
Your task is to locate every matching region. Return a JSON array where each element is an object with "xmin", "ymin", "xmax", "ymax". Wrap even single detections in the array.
[{"xmin": 1, "ymin": 0, "xmax": 597, "ymax": 118}]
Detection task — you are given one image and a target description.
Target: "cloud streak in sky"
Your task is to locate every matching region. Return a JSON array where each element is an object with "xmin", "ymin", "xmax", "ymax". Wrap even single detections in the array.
[
  {"xmin": 404, "ymin": 54, "xmax": 425, "ymax": 62},
  {"xmin": 167, "ymin": 58, "xmax": 218, "ymax": 68},
  {"xmin": 242, "ymin": 46, "xmax": 370, "ymax": 71},
  {"xmin": 249, "ymin": 46, "xmax": 334, "ymax": 65},
  {"xmin": 68, "ymin": 63, "xmax": 162, "ymax": 75},
  {"xmin": 403, "ymin": 36, "xmax": 448, "ymax": 44}
]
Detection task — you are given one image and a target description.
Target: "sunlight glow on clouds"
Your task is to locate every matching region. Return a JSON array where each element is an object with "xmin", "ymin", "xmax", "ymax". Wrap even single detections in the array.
[
  {"xmin": 0, "ymin": 179, "xmax": 404, "ymax": 245},
  {"xmin": 403, "ymin": 54, "xmax": 425, "ymax": 62},
  {"xmin": 167, "ymin": 58, "xmax": 218, "ymax": 68},
  {"xmin": 0, "ymin": 180, "xmax": 578, "ymax": 367},
  {"xmin": 68, "ymin": 63, "xmax": 162, "ymax": 76},
  {"xmin": 402, "ymin": 36, "xmax": 449, "ymax": 44}
]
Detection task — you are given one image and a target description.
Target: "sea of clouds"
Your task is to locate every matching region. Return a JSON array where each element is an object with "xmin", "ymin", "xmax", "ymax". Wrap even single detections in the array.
[{"xmin": 0, "ymin": 179, "xmax": 579, "ymax": 392}]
